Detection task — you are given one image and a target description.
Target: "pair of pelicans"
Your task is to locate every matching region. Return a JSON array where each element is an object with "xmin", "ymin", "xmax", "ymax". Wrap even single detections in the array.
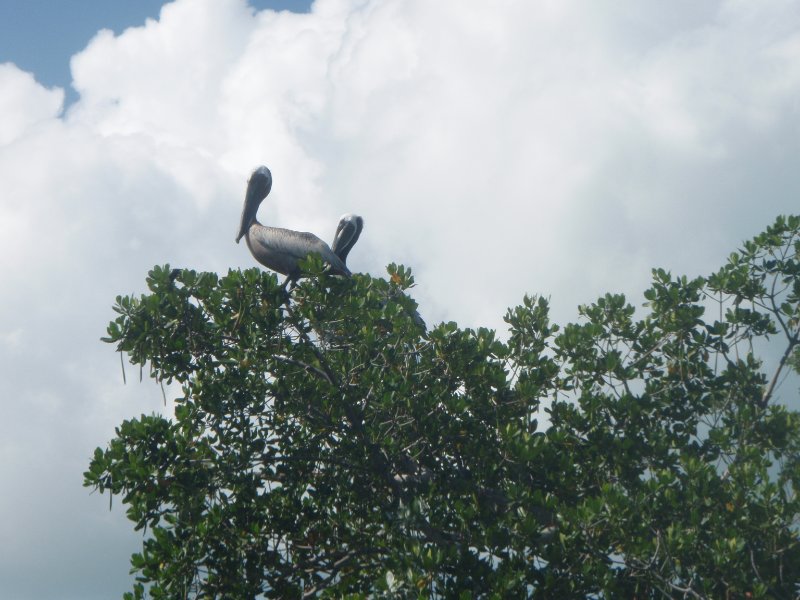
[{"xmin": 236, "ymin": 166, "xmax": 363, "ymax": 279}]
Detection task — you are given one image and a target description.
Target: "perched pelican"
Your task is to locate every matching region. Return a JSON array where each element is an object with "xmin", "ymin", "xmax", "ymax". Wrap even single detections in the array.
[
  {"xmin": 330, "ymin": 213, "xmax": 426, "ymax": 329},
  {"xmin": 331, "ymin": 213, "xmax": 364, "ymax": 266},
  {"xmin": 236, "ymin": 166, "xmax": 351, "ymax": 278}
]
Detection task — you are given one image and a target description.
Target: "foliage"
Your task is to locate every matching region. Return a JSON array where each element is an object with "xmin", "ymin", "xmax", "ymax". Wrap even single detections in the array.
[{"xmin": 86, "ymin": 216, "xmax": 800, "ymax": 598}]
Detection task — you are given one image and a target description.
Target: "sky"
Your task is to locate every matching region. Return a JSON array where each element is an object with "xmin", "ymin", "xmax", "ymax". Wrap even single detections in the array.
[
  {"xmin": 1, "ymin": 0, "xmax": 800, "ymax": 598},
  {"xmin": 0, "ymin": 0, "xmax": 312, "ymax": 102}
]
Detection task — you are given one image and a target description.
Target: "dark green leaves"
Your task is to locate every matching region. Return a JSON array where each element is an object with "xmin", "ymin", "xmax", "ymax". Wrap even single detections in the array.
[{"xmin": 89, "ymin": 216, "xmax": 800, "ymax": 598}]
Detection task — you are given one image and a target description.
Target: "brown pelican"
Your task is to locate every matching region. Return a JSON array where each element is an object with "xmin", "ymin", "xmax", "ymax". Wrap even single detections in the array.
[
  {"xmin": 236, "ymin": 166, "xmax": 351, "ymax": 278},
  {"xmin": 330, "ymin": 214, "xmax": 426, "ymax": 330},
  {"xmin": 331, "ymin": 213, "xmax": 364, "ymax": 266}
]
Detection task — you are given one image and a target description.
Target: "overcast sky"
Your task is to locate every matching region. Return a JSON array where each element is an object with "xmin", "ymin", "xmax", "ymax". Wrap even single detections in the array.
[{"xmin": 2, "ymin": 0, "xmax": 800, "ymax": 598}]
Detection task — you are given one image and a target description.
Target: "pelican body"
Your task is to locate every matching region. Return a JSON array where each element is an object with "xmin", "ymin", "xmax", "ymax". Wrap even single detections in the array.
[{"xmin": 236, "ymin": 166, "xmax": 350, "ymax": 278}]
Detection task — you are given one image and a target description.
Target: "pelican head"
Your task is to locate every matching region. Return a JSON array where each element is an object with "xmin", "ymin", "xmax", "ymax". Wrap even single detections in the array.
[
  {"xmin": 236, "ymin": 166, "xmax": 273, "ymax": 243},
  {"xmin": 331, "ymin": 213, "xmax": 364, "ymax": 264}
]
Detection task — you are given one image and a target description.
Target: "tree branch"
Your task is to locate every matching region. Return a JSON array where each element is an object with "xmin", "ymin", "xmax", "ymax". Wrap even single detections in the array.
[
  {"xmin": 760, "ymin": 327, "xmax": 799, "ymax": 408},
  {"xmin": 272, "ymin": 354, "xmax": 334, "ymax": 385}
]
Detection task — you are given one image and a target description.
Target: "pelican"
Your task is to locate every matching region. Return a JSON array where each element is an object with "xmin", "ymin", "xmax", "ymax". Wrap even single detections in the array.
[
  {"xmin": 330, "ymin": 213, "xmax": 426, "ymax": 330},
  {"xmin": 236, "ymin": 166, "xmax": 351, "ymax": 278},
  {"xmin": 331, "ymin": 213, "xmax": 364, "ymax": 266}
]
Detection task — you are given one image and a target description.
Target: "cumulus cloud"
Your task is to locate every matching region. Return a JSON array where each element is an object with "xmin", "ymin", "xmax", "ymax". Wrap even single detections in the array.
[
  {"xmin": 0, "ymin": 63, "xmax": 63, "ymax": 145},
  {"xmin": 2, "ymin": 0, "xmax": 800, "ymax": 597}
]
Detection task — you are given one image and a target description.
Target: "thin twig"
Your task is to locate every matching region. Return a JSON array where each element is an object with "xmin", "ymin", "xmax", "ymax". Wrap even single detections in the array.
[
  {"xmin": 272, "ymin": 354, "xmax": 334, "ymax": 385},
  {"xmin": 760, "ymin": 327, "xmax": 799, "ymax": 408}
]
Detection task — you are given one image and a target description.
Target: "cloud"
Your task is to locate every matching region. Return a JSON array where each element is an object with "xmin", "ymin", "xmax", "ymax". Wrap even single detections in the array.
[
  {"xmin": 2, "ymin": 0, "xmax": 800, "ymax": 597},
  {"xmin": 0, "ymin": 63, "xmax": 64, "ymax": 145}
]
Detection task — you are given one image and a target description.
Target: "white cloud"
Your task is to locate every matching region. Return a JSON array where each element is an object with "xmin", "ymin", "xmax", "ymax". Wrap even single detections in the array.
[
  {"xmin": 2, "ymin": 0, "xmax": 800, "ymax": 597},
  {"xmin": 0, "ymin": 63, "xmax": 63, "ymax": 145}
]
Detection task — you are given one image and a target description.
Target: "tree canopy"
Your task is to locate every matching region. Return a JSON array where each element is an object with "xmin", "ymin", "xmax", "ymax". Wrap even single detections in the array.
[{"xmin": 86, "ymin": 215, "xmax": 800, "ymax": 599}]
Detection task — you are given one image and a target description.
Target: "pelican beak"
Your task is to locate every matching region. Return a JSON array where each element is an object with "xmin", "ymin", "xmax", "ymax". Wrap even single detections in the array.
[
  {"xmin": 236, "ymin": 166, "xmax": 272, "ymax": 243},
  {"xmin": 332, "ymin": 220, "xmax": 352, "ymax": 254}
]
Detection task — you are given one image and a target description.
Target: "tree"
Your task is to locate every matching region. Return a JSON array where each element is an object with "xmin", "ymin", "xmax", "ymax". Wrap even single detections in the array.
[{"xmin": 86, "ymin": 215, "xmax": 800, "ymax": 599}]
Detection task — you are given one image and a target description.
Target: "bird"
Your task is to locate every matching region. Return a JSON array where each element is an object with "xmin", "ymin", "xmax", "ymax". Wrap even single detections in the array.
[
  {"xmin": 331, "ymin": 213, "xmax": 364, "ymax": 266},
  {"xmin": 329, "ymin": 214, "xmax": 426, "ymax": 330},
  {"xmin": 236, "ymin": 166, "xmax": 351, "ymax": 279}
]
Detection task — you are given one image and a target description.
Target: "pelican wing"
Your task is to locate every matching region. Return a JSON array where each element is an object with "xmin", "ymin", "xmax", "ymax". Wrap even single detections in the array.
[{"xmin": 248, "ymin": 225, "xmax": 351, "ymax": 276}]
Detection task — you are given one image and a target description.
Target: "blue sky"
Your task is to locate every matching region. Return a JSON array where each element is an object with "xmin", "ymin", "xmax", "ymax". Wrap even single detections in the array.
[
  {"xmin": 1, "ymin": 1, "xmax": 799, "ymax": 599},
  {"xmin": 0, "ymin": 0, "xmax": 312, "ymax": 104}
]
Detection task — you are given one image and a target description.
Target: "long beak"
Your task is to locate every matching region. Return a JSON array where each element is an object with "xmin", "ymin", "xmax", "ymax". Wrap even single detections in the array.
[
  {"xmin": 332, "ymin": 220, "xmax": 354, "ymax": 260},
  {"xmin": 236, "ymin": 166, "xmax": 272, "ymax": 243}
]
